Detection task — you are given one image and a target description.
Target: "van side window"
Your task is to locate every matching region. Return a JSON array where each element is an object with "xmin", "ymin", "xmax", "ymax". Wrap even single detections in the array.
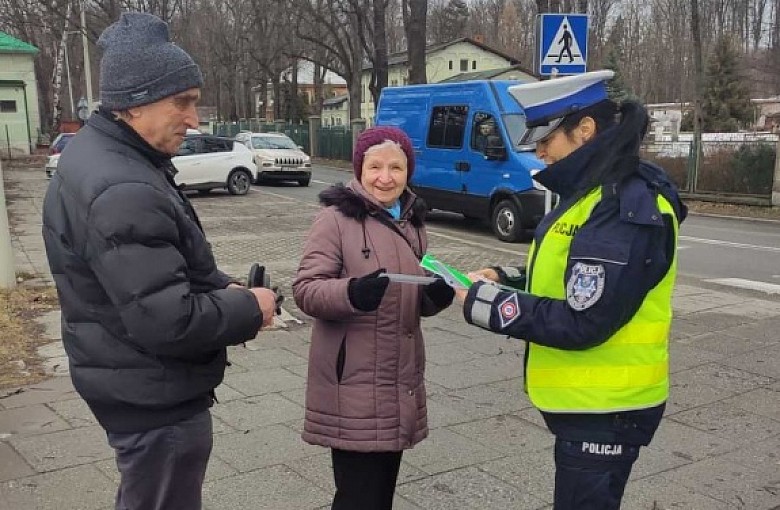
[
  {"xmin": 472, "ymin": 113, "xmax": 503, "ymax": 154},
  {"xmin": 427, "ymin": 105, "xmax": 468, "ymax": 149}
]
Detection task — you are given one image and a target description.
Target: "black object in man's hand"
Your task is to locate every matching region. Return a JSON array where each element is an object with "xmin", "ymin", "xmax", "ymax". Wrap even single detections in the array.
[
  {"xmin": 247, "ymin": 263, "xmax": 284, "ymax": 314},
  {"xmin": 348, "ymin": 268, "xmax": 390, "ymax": 312}
]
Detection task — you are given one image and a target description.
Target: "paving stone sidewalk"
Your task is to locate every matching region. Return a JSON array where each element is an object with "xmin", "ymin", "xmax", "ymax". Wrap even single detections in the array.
[{"xmin": 2, "ymin": 165, "xmax": 780, "ymax": 510}]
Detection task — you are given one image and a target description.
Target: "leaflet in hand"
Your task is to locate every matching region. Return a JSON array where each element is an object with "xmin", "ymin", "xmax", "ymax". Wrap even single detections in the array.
[
  {"xmin": 419, "ymin": 254, "xmax": 473, "ymax": 289},
  {"xmin": 379, "ymin": 273, "xmax": 438, "ymax": 285}
]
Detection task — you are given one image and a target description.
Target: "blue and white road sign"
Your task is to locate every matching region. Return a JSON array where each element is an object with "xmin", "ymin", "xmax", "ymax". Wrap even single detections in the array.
[{"xmin": 538, "ymin": 14, "xmax": 589, "ymax": 76}]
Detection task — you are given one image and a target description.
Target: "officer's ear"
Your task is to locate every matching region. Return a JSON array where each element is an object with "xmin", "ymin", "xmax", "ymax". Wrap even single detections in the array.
[{"xmin": 576, "ymin": 116, "xmax": 597, "ymax": 144}]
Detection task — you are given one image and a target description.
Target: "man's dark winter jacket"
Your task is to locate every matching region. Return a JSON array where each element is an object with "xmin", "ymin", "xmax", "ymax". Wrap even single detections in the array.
[{"xmin": 42, "ymin": 111, "xmax": 262, "ymax": 433}]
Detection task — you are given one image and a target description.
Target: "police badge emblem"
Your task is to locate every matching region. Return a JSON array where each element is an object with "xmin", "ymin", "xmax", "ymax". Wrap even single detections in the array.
[
  {"xmin": 566, "ymin": 262, "xmax": 605, "ymax": 311},
  {"xmin": 498, "ymin": 293, "xmax": 521, "ymax": 328}
]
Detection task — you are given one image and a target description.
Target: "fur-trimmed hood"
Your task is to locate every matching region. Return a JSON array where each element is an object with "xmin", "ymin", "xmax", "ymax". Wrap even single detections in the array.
[{"xmin": 318, "ymin": 180, "xmax": 427, "ymax": 227}]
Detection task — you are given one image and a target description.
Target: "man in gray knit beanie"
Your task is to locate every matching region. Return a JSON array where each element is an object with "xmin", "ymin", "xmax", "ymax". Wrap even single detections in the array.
[
  {"xmin": 98, "ymin": 12, "xmax": 203, "ymax": 111},
  {"xmin": 95, "ymin": 11, "xmax": 205, "ymax": 155},
  {"xmin": 42, "ymin": 11, "xmax": 278, "ymax": 510}
]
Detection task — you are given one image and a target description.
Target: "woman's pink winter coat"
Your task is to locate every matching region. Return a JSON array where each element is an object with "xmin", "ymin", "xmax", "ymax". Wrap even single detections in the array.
[{"xmin": 292, "ymin": 180, "xmax": 449, "ymax": 452}]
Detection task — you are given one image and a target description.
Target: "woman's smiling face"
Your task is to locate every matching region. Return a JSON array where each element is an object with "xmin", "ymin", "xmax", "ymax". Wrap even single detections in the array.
[{"xmin": 360, "ymin": 141, "xmax": 408, "ymax": 206}]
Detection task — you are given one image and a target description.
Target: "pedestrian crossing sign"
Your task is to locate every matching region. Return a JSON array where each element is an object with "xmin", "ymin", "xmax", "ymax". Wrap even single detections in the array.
[{"xmin": 538, "ymin": 13, "xmax": 589, "ymax": 76}]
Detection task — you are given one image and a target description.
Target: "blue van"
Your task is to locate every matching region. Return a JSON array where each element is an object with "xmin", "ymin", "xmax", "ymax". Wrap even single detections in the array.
[{"xmin": 375, "ymin": 80, "xmax": 547, "ymax": 242}]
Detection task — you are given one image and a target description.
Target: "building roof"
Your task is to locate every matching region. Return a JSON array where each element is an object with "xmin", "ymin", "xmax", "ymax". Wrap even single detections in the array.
[
  {"xmin": 438, "ymin": 64, "xmax": 538, "ymax": 83},
  {"xmin": 0, "ymin": 31, "xmax": 39, "ymax": 54},
  {"xmin": 365, "ymin": 37, "xmax": 521, "ymax": 70},
  {"xmin": 323, "ymin": 94, "xmax": 349, "ymax": 107}
]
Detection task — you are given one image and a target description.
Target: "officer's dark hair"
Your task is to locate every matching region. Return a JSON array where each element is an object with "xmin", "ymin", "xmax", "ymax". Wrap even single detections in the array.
[
  {"xmin": 561, "ymin": 99, "xmax": 651, "ymax": 192},
  {"xmin": 558, "ymin": 99, "xmax": 620, "ymax": 135}
]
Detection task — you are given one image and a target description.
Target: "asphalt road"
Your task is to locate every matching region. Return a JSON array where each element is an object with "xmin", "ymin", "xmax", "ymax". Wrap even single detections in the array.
[{"xmin": 255, "ymin": 163, "xmax": 780, "ymax": 294}]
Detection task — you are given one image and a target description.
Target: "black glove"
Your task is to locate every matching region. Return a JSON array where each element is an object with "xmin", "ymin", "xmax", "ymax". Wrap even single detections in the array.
[
  {"xmin": 424, "ymin": 276, "xmax": 455, "ymax": 308},
  {"xmin": 348, "ymin": 268, "xmax": 390, "ymax": 312}
]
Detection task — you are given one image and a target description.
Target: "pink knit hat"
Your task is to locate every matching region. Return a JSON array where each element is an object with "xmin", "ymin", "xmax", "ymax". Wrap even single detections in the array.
[{"xmin": 352, "ymin": 126, "xmax": 415, "ymax": 179}]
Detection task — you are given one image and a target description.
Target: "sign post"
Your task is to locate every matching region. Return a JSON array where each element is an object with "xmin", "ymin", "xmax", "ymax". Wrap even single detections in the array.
[{"xmin": 538, "ymin": 14, "xmax": 589, "ymax": 77}]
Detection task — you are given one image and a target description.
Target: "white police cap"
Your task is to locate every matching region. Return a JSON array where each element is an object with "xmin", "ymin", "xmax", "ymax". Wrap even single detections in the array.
[{"xmin": 509, "ymin": 70, "xmax": 615, "ymax": 145}]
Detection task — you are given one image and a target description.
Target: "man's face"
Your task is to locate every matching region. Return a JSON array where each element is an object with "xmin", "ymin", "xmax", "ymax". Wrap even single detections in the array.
[
  {"xmin": 127, "ymin": 88, "xmax": 200, "ymax": 155},
  {"xmin": 480, "ymin": 123, "xmax": 493, "ymax": 136}
]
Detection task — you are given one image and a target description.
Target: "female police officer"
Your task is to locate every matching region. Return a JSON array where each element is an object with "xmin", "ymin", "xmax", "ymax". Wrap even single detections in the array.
[{"xmin": 455, "ymin": 70, "xmax": 687, "ymax": 509}]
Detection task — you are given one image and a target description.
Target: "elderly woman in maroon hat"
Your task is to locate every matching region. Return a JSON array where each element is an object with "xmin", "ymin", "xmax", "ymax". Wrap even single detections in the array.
[{"xmin": 293, "ymin": 126, "xmax": 454, "ymax": 510}]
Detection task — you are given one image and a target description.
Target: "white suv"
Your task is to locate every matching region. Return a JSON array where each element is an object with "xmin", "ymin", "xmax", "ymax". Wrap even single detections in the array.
[
  {"xmin": 173, "ymin": 134, "xmax": 258, "ymax": 195},
  {"xmin": 235, "ymin": 132, "xmax": 312, "ymax": 186}
]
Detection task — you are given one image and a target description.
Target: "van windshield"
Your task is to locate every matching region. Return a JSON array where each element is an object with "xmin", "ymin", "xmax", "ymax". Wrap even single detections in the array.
[{"xmin": 501, "ymin": 114, "xmax": 535, "ymax": 152}]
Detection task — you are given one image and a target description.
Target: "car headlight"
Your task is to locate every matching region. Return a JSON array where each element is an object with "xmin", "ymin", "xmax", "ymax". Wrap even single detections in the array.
[{"xmin": 255, "ymin": 156, "xmax": 274, "ymax": 167}]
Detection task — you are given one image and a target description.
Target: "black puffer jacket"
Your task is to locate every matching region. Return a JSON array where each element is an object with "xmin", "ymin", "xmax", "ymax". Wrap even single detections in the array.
[{"xmin": 42, "ymin": 110, "xmax": 261, "ymax": 433}]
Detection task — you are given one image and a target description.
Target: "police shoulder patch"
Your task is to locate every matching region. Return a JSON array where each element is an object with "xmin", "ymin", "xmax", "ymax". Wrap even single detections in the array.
[
  {"xmin": 498, "ymin": 293, "xmax": 521, "ymax": 328},
  {"xmin": 566, "ymin": 262, "xmax": 605, "ymax": 311}
]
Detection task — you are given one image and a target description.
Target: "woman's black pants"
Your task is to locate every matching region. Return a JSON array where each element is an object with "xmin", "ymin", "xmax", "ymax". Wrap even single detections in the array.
[{"xmin": 331, "ymin": 448, "xmax": 403, "ymax": 510}]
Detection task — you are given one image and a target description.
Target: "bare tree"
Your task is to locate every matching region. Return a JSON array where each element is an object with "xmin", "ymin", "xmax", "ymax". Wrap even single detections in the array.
[
  {"xmin": 368, "ymin": 0, "xmax": 390, "ymax": 106},
  {"xmin": 7, "ymin": 0, "xmax": 780, "ymax": 137},
  {"xmin": 402, "ymin": 0, "xmax": 426, "ymax": 83},
  {"xmin": 292, "ymin": 0, "xmax": 367, "ymax": 121}
]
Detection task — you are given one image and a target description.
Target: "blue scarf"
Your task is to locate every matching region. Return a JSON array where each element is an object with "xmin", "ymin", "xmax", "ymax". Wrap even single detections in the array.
[{"xmin": 385, "ymin": 200, "xmax": 401, "ymax": 220}]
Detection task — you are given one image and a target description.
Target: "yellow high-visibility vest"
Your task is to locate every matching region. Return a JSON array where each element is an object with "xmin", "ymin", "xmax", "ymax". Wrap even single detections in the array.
[{"xmin": 525, "ymin": 186, "xmax": 679, "ymax": 413}]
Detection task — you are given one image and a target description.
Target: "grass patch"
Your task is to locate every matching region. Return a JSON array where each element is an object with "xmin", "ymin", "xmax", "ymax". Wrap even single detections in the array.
[{"xmin": 0, "ymin": 284, "xmax": 60, "ymax": 389}]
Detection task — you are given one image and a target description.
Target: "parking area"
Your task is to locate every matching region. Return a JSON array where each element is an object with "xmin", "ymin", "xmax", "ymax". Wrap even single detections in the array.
[{"xmin": 2, "ymin": 163, "xmax": 780, "ymax": 510}]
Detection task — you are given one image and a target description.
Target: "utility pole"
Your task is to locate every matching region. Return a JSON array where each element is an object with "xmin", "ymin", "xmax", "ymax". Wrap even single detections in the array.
[
  {"xmin": 80, "ymin": 0, "xmax": 93, "ymax": 107},
  {"xmin": 691, "ymin": 0, "xmax": 704, "ymax": 193},
  {"xmin": 0, "ymin": 159, "xmax": 16, "ymax": 289}
]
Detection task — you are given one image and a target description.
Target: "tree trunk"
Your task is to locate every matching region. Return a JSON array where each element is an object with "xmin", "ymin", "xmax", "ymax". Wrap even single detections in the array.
[
  {"xmin": 313, "ymin": 62, "xmax": 324, "ymax": 116},
  {"xmin": 369, "ymin": 0, "xmax": 389, "ymax": 110},
  {"xmin": 51, "ymin": 5, "xmax": 72, "ymax": 137},
  {"xmin": 291, "ymin": 57, "xmax": 299, "ymax": 122},
  {"xmin": 349, "ymin": 34, "xmax": 363, "ymax": 122},
  {"xmin": 272, "ymin": 77, "xmax": 281, "ymax": 120},
  {"xmin": 404, "ymin": 0, "xmax": 427, "ymax": 84}
]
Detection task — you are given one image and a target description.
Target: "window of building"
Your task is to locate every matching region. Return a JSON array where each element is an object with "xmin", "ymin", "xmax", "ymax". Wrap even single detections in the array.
[
  {"xmin": 427, "ymin": 105, "xmax": 468, "ymax": 149},
  {"xmin": 391, "ymin": 79, "xmax": 397, "ymax": 86},
  {"xmin": 0, "ymin": 100, "xmax": 17, "ymax": 113},
  {"xmin": 472, "ymin": 60, "xmax": 477, "ymax": 70},
  {"xmin": 460, "ymin": 59, "xmax": 469, "ymax": 72},
  {"xmin": 448, "ymin": 61, "xmax": 453, "ymax": 70}
]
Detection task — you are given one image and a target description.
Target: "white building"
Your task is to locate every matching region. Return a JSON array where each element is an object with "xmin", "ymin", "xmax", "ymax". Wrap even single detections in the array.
[{"xmin": 0, "ymin": 31, "xmax": 40, "ymax": 156}]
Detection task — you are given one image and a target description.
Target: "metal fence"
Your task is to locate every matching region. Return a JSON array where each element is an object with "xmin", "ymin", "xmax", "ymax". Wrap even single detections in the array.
[
  {"xmin": 212, "ymin": 121, "xmax": 350, "ymax": 161},
  {"xmin": 640, "ymin": 139, "xmax": 777, "ymax": 199},
  {"xmin": 212, "ymin": 121, "xmax": 311, "ymax": 154},
  {"xmin": 318, "ymin": 126, "xmax": 352, "ymax": 161}
]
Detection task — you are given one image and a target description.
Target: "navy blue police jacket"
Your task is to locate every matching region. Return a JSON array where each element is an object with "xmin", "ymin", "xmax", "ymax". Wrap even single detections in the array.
[{"xmin": 463, "ymin": 126, "xmax": 687, "ymax": 443}]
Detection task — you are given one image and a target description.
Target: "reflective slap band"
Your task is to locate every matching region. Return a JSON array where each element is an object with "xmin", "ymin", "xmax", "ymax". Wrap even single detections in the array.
[
  {"xmin": 471, "ymin": 301, "xmax": 492, "ymax": 328},
  {"xmin": 475, "ymin": 283, "xmax": 500, "ymax": 302}
]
